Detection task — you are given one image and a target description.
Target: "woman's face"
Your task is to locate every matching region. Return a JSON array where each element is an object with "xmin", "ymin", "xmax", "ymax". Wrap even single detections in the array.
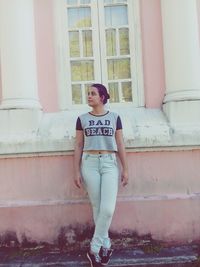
[{"xmin": 87, "ymin": 86, "xmax": 103, "ymax": 107}]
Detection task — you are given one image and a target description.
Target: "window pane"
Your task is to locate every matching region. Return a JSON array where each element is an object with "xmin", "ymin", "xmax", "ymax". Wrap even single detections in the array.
[
  {"xmin": 116, "ymin": 0, "xmax": 127, "ymax": 2},
  {"xmin": 119, "ymin": 28, "xmax": 130, "ymax": 55},
  {"xmin": 80, "ymin": 0, "xmax": 90, "ymax": 4},
  {"xmin": 107, "ymin": 59, "xmax": 130, "ymax": 79},
  {"xmin": 69, "ymin": 31, "xmax": 80, "ymax": 57},
  {"xmin": 85, "ymin": 84, "xmax": 91, "ymax": 103},
  {"xmin": 71, "ymin": 61, "xmax": 94, "ymax": 81},
  {"xmin": 104, "ymin": 0, "xmax": 113, "ymax": 3},
  {"xmin": 106, "ymin": 29, "xmax": 116, "ymax": 56},
  {"xmin": 83, "ymin": 30, "xmax": 93, "ymax": 57},
  {"xmin": 105, "ymin": 6, "xmax": 128, "ymax": 27},
  {"xmin": 108, "ymin": 83, "xmax": 119, "ymax": 103},
  {"xmin": 67, "ymin": 0, "xmax": 78, "ymax": 4},
  {"xmin": 104, "ymin": 0, "xmax": 127, "ymax": 3},
  {"xmin": 68, "ymin": 8, "xmax": 91, "ymax": 28},
  {"xmin": 72, "ymin": 84, "xmax": 82, "ymax": 104},
  {"xmin": 67, "ymin": 0, "xmax": 91, "ymax": 5},
  {"xmin": 122, "ymin": 82, "xmax": 132, "ymax": 102}
]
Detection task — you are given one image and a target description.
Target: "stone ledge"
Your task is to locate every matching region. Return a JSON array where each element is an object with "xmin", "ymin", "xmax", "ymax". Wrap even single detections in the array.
[{"xmin": 0, "ymin": 107, "xmax": 199, "ymax": 155}]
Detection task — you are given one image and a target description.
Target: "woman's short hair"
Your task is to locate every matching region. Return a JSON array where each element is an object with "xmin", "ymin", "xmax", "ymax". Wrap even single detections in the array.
[{"xmin": 91, "ymin": 83, "xmax": 110, "ymax": 104}]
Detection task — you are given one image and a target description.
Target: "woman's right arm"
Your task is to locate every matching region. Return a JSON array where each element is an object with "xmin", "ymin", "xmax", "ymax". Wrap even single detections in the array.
[{"xmin": 73, "ymin": 130, "xmax": 84, "ymax": 188}]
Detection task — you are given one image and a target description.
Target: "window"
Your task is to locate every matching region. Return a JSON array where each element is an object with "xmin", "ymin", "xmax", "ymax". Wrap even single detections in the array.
[{"xmin": 54, "ymin": 0, "xmax": 144, "ymax": 108}]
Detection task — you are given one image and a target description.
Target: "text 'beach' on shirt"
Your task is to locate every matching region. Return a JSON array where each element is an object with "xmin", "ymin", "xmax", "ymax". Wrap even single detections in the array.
[{"xmin": 76, "ymin": 111, "xmax": 122, "ymax": 152}]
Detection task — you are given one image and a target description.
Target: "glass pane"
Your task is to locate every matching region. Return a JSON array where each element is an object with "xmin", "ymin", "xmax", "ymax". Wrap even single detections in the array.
[
  {"xmin": 104, "ymin": 0, "xmax": 127, "ymax": 2},
  {"xmin": 83, "ymin": 30, "xmax": 93, "ymax": 57},
  {"xmin": 85, "ymin": 84, "xmax": 91, "ymax": 103},
  {"xmin": 69, "ymin": 31, "xmax": 80, "ymax": 57},
  {"xmin": 80, "ymin": 0, "xmax": 90, "ymax": 3},
  {"xmin": 122, "ymin": 82, "xmax": 132, "ymax": 102},
  {"xmin": 72, "ymin": 84, "xmax": 82, "ymax": 104},
  {"xmin": 67, "ymin": 0, "xmax": 77, "ymax": 4},
  {"xmin": 108, "ymin": 83, "xmax": 119, "ymax": 103},
  {"xmin": 71, "ymin": 61, "xmax": 94, "ymax": 81},
  {"xmin": 107, "ymin": 59, "xmax": 130, "ymax": 79},
  {"xmin": 105, "ymin": 6, "xmax": 128, "ymax": 27},
  {"xmin": 104, "ymin": 0, "xmax": 113, "ymax": 3},
  {"xmin": 106, "ymin": 29, "xmax": 116, "ymax": 56},
  {"xmin": 68, "ymin": 8, "xmax": 91, "ymax": 28},
  {"xmin": 119, "ymin": 28, "xmax": 130, "ymax": 55}
]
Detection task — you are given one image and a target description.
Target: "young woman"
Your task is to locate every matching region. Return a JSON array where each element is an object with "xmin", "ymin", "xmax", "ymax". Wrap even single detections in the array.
[{"xmin": 73, "ymin": 83, "xmax": 128, "ymax": 267}]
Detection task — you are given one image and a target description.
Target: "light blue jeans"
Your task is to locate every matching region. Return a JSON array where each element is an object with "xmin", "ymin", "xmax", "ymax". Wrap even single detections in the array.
[{"xmin": 81, "ymin": 152, "xmax": 119, "ymax": 254}]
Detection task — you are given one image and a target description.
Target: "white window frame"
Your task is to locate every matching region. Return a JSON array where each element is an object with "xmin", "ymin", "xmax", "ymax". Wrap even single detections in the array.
[{"xmin": 53, "ymin": 0, "xmax": 144, "ymax": 110}]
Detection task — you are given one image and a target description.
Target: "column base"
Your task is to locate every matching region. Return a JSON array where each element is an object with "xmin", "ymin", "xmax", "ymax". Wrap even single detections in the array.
[
  {"xmin": 163, "ymin": 90, "xmax": 200, "ymax": 103},
  {"xmin": 0, "ymin": 109, "xmax": 43, "ymax": 136},
  {"xmin": 0, "ymin": 98, "xmax": 42, "ymax": 110},
  {"xmin": 163, "ymin": 100, "xmax": 200, "ymax": 129}
]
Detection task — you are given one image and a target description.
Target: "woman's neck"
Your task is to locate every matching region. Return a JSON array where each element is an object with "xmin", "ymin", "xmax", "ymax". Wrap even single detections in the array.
[{"xmin": 91, "ymin": 106, "xmax": 106, "ymax": 115}]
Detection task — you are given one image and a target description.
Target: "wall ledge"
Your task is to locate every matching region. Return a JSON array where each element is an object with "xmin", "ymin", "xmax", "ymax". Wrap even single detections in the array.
[
  {"xmin": 0, "ymin": 107, "xmax": 199, "ymax": 156},
  {"xmin": 1, "ymin": 193, "xmax": 200, "ymax": 208}
]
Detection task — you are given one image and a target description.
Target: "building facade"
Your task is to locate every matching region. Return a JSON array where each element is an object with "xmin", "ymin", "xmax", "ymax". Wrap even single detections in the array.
[{"xmin": 0, "ymin": 0, "xmax": 200, "ymax": 244}]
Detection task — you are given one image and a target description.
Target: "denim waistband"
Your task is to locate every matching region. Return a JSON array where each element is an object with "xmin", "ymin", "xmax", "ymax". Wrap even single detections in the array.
[{"xmin": 82, "ymin": 152, "xmax": 116, "ymax": 160}]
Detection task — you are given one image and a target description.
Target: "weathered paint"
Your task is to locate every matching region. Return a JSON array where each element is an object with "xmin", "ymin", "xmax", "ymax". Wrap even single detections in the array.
[
  {"xmin": 0, "ymin": 150, "xmax": 200, "ymax": 243},
  {"xmin": 0, "ymin": 195, "xmax": 200, "ymax": 244}
]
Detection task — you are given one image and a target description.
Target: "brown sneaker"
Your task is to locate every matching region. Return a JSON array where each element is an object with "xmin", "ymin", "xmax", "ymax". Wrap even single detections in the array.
[
  {"xmin": 99, "ymin": 247, "xmax": 113, "ymax": 265},
  {"xmin": 87, "ymin": 251, "xmax": 102, "ymax": 267}
]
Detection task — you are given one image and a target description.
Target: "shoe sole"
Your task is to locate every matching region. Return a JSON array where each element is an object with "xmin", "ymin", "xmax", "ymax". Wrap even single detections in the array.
[{"xmin": 87, "ymin": 252, "xmax": 95, "ymax": 267}]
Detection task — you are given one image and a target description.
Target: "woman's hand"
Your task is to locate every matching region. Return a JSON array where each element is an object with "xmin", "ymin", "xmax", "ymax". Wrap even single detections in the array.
[
  {"xmin": 74, "ymin": 172, "xmax": 83, "ymax": 188},
  {"xmin": 115, "ymin": 130, "xmax": 129, "ymax": 187},
  {"xmin": 121, "ymin": 169, "xmax": 128, "ymax": 187},
  {"xmin": 73, "ymin": 130, "xmax": 84, "ymax": 189}
]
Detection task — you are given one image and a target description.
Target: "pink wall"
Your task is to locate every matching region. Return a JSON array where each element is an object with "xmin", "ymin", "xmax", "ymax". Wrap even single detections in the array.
[
  {"xmin": 34, "ymin": 0, "xmax": 58, "ymax": 112},
  {"xmin": 1, "ymin": 150, "xmax": 200, "ymax": 202},
  {"xmin": 0, "ymin": 149, "xmax": 200, "ymax": 243},
  {"xmin": 140, "ymin": 0, "xmax": 166, "ymax": 108},
  {"xmin": 1, "ymin": 196, "xmax": 200, "ymax": 243}
]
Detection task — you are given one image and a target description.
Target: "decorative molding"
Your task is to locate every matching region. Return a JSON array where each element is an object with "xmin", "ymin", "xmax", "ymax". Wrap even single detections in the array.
[
  {"xmin": 0, "ymin": 98, "xmax": 42, "ymax": 110},
  {"xmin": 1, "ymin": 193, "xmax": 200, "ymax": 208},
  {"xmin": 163, "ymin": 90, "xmax": 200, "ymax": 103}
]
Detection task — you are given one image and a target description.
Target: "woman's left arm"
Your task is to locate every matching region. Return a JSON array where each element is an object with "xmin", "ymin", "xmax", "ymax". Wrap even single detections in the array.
[{"xmin": 115, "ymin": 129, "xmax": 128, "ymax": 186}]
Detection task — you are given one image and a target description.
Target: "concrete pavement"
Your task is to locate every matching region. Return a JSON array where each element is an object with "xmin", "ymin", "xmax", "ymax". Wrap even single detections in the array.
[{"xmin": 0, "ymin": 243, "xmax": 199, "ymax": 267}]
